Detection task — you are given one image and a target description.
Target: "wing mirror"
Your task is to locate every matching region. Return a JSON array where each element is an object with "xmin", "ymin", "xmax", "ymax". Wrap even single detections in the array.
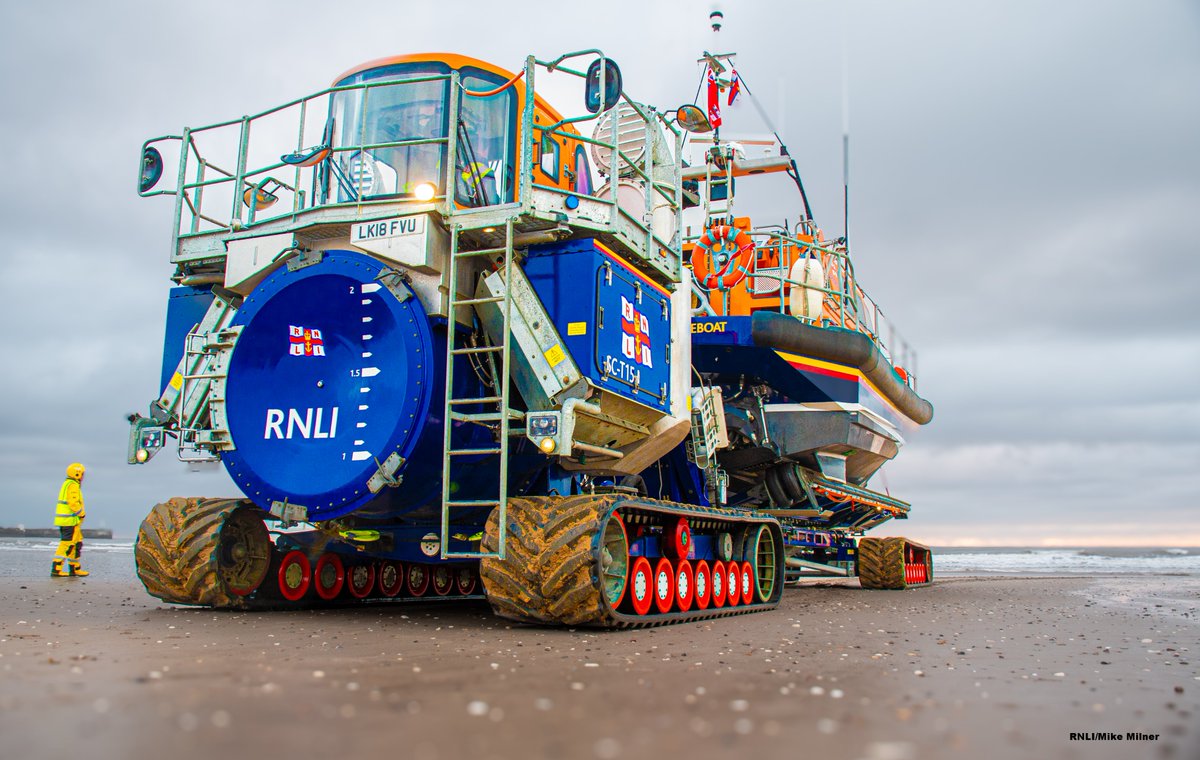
[
  {"xmin": 585, "ymin": 57, "xmax": 622, "ymax": 113},
  {"xmin": 139, "ymin": 146, "xmax": 164, "ymax": 192},
  {"xmin": 675, "ymin": 104, "xmax": 712, "ymax": 134}
]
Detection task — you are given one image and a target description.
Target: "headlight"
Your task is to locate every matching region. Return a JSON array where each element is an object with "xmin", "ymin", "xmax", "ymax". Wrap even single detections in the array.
[{"xmin": 413, "ymin": 182, "xmax": 436, "ymax": 201}]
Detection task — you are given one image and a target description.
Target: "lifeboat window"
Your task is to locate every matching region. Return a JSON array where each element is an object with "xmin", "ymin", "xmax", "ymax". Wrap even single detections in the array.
[
  {"xmin": 331, "ymin": 62, "xmax": 450, "ymax": 202},
  {"xmin": 456, "ymin": 69, "xmax": 517, "ymax": 207}
]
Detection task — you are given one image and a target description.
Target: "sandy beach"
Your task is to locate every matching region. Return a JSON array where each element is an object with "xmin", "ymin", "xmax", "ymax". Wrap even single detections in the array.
[{"xmin": 1, "ymin": 574, "xmax": 1195, "ymax": 760}]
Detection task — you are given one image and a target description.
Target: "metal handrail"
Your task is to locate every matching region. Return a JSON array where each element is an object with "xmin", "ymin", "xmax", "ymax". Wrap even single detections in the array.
[{"xmin": 684, "ymin": 226, "xmax": 919, "ymax": 387}]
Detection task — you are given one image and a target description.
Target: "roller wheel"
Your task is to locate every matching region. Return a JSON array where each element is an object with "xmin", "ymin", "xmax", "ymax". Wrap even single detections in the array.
[
  {"xmin": 739, "ymin": 562, "xmax": 753, "ymax": 604},
  {"xmin": 347, "ymin": 562, "xmax": 375, "ymax": 599},
  {"xmin": 716, "ymin": 532, "xmax": 734, "ymax": 562},
  {"xmin": 666, "ymin": 518, "xmax": 691, "ymax": 559},
  {"xmin": 599, "ymin": 511, "xmax": 629, "ymax": 610},
  {"xmin": 694, "ymin": 560, "xmax": 712, "ymax": 610},
  {"xmin": 378, "ymin": 560, "xmax": 404, "ymax": 597},
  {"xmin": 432, "ymin": 565, "xmax": 454, "ymax": 596},
  {"xmin": 406, "ymin": 563, "xmax": 430, "ymax": 596},
  {"xmin": 725, "ymin": 561, "xmax": 741, "ymax": 606},
  {"xmin": 479, "ymin": 495, "xmax": 621, "ymax": 625},
  {"xmin": 455, "ymin": 567, "xmax": 478, "ymax": 596},
  {"xmin": 858, "ymin": 536, "xmax": 907, "ymax": 589},
  {"xmin": 748, "ymin": 524, "xmax": 778, "ymax": 602},
  {"xmin": 135, "ymin": 498, "xmax": 272, "ymax": 608},
  {"xmin": 653, "ymin": 557, "xmax": 674, "ymax": 613},
  {"xmin": 314, "ymin": 553, "xmax": 345, "ymax": 601},
  {"xmin": 628, "ymin": 556, "xmax": 653, "ymax": 615},
  {"xmin": 674, "ymin": 559, "xmax": 694, "ymax": 612},
  {"xmin": 711, "ymin": 560, "xmax": 727, "ymax": 608},
  {"xmin": 277, "ymin": 550, "xmax": 311, "ymax": 601}
]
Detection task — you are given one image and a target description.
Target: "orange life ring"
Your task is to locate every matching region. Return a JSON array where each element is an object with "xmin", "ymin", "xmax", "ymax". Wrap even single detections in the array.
[{"xmin": 691, "ymin": 225, "xmax": 755, "ymax": 290}]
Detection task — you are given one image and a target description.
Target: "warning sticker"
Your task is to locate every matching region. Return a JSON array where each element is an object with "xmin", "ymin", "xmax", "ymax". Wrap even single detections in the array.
[
  {"xmin": 169, "ymin": 372, "xmax": 182, "ymax": 391},
  {"xmin": 567, "ymin": 321, "xmax": 587, "ymax": 336},
  {"xmin": 544, "ymin": 344, "xmax": 566, "ymax": 368}
]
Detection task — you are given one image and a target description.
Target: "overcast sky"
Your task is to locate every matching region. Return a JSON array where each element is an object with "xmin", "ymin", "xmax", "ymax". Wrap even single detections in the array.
[{"xmin": 0, "ymin": 0, "xmax": 1196, "ymax": 545}]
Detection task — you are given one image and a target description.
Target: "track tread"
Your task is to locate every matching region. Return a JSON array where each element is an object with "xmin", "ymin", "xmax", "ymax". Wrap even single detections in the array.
[
  {"xmin": 135, "ymin": 497, "xmax": 256, "ymax": 608},
  {"xmin": 482, "ymin": 494, "xmax": 784, "ymax": 628},
  {"xmin": 857, "ymin": 536, "xmax": 907, "ymax": 589}
]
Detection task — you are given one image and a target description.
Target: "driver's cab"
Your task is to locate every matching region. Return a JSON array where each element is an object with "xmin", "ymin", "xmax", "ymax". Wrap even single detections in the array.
[{"xmin": 326, "ymin": 53, "xmax": 587, "ymax": 208}]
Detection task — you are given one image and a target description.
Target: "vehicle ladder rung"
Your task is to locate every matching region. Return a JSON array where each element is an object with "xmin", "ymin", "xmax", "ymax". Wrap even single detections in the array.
[
  {"xmin": 447, "ymin": 447, "xmax": 502, "ymax": 456},
  {"xmin": 442, "ymin": 550, "xmax": 501, "ymax": 559},
  {"xmin": 449, "ymin": 410, "xmax": 523, "ymax": 422},
  {"xmin": 453, "ymin": 246, "xmax": 508, "ymax": 259},
  {"xmin": 451, "ymin": 295, "xmax": 506, "ymax": 307},
  {"xmin": 449, "ymin": 345, "xmax": 504, "ymax": 356},
  {"xmin": 444, "ymin": 500, "xmax": 502, "ymax": 508},
  {"xmin": 448, "ymin": 396, "xmax": 503, "ymax": 406}
]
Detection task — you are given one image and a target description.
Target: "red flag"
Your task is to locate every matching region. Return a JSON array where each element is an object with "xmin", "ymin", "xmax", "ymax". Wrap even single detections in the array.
[
  {"xmin": 727, "ymin": 70, "xmax": 741, "ymax": 106},
  {"xmin": 706, "ymin": 66, "xmax": 722, "ymax": 128}
]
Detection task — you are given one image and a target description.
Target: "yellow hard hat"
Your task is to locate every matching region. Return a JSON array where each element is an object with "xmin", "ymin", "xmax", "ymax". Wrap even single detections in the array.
[{"xmin": 66, "ymin": 462, "xmax": 85, "ymax": 480}]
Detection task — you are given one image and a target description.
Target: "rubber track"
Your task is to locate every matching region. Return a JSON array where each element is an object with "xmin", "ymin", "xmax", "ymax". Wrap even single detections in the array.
[
  {"xmin": 481, "ymin": 494, "xmax": 784, "ymax": 629},
  {"xmin": 857, "ymin": 536, "xmax": 907, "ymax": 589},
  {"xmin": 135, "ymin": 497, "xmax": 248, "ymax": 608}
]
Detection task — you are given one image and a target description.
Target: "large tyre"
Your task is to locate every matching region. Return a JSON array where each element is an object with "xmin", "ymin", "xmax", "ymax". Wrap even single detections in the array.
[
  {"xmin": 480, "ymin": 495, "xmax": 618, "ymax": 626},
  {"xmin": 135, "ymin": 497, "xmax": 272, "ymax": 607},
  {"xmin": 857, "ymin": 536, "xmax": 907, "ymax": 589}
]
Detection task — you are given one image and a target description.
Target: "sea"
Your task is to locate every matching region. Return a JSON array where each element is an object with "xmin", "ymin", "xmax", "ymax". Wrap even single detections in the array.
[{"xmin": 1, "ymin": 537, "xmax": 1198, "ymax": 580}]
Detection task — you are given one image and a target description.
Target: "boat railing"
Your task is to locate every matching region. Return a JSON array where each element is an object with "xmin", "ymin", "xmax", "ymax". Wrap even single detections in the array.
[{"xmin": 686, "ymin": 225, "xmax": 919, "ymax": 389}]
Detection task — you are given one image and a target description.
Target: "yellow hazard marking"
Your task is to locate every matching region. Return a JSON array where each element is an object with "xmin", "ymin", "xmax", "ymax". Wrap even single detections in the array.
[
  {"xmin": 338, "ymin": 529, "xmax": 381, "ymax": 542},
  {"xmin": 567, "ymin": 321, "xmax": 587, "ymax": 336},
  {"xmin": 169, "ymin": 372, "xmax": 182, "ymax": 391},
  {"xmin": 544, "ymin": 344, "xmax": 566, "ymax": 367}
]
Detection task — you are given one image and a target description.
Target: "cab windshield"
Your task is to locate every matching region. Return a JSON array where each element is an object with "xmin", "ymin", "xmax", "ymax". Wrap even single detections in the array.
[{"xmin": 329, "ymin": 62, "xmax": 515, "ymax": 206}]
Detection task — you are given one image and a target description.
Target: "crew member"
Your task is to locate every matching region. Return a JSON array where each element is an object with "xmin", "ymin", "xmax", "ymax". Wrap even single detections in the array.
[{"xmin": 52, "ymin": 463, "xmax": 88, "ymax": 577}]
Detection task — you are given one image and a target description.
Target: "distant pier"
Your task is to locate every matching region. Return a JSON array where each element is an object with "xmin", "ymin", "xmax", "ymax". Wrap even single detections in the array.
[{"xmin": 0, "ymin": 527, "xmax": 114, "ymax": 539}]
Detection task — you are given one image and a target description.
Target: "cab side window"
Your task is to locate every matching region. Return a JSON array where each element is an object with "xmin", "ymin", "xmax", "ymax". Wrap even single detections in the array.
[
  {"xmin": 539, "ymin": 133, "xmax": 560, "ymax": 181},
  {"xmin": 573, "ymin": 146, "xmax": 592, "ymax": 195}
]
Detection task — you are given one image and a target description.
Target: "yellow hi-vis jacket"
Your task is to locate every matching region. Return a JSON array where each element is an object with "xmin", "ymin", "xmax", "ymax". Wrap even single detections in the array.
[{"xmin": 54, "ymin": 478, "xmax": 84, "ymax": 527}]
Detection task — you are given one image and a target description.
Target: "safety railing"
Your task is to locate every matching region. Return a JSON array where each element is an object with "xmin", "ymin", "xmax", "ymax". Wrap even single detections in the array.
[
  {"xmin": 140, "ymin": 72, "xmax": 472, "ymax": 243},
  {"xmin": 686, "ymin": 224, "xmax": 919, "ymax": 389},
  {"xmin": 138, "ymin": 52, "xmax": 685, "ymax": 283},
  {"xmin": 522, "ymin": 52, "xmax": 684, "ymax": 281}
]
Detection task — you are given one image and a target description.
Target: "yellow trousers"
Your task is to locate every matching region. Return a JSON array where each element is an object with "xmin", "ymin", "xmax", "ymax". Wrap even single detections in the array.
[{"xmin": 52, "ymin": 525, "xmax": 83, "ymax": 575}]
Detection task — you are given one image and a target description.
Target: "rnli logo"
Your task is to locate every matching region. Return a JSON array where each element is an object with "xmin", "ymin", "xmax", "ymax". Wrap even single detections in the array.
[
  {"xmin": 289, "ymin": 325, "xmax": 325, "ymax": 357},
  {"xmin": 620, "ymin": 296, "xmax": 653, "ymax": 368}
]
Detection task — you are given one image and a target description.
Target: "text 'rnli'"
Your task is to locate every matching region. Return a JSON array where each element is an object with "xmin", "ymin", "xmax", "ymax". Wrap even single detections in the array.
[{"xmin": 264, "ymin": 407, "xmax": 340, "ymax": 439}]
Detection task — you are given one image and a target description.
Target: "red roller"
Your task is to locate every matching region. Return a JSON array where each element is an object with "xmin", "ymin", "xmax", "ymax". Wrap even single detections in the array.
[
  {"xmin": 431, "ymin": 565, "xmax": 454, "ymax": 596},
  {"xmin": 740, "ymin": 561, "xmax": 754, "ymax": 604},
  {"xmin": 377, "ymin": 560, "xmax": 404, "ymax": 597},
  {"xmin": 629, "ymin": 556, "xmax": 653, "ymax": 615},
  {"xmin": 666, "ymin": 518, "xmax": 692, "ymax": 559},
  {"xmin": 455, "ymin": 567, "xmax": 478, "ymax": 595},
  {"xmin": 654, "ymin": 557, "xmax": 675, "ymax": 614},
  {"xmin": 725, "ymin": 562, "xmax": 741, "ymax": 606},
  {"xmin": 277, "ymin": 550, "xmax": 311, "ymax": 602},
  {"xmin": 346, "ymin": 562, "xmax": 375, "ymax": 599},
  {"xmin": 711, "ymin": 560, "xmax": 727, "ymax": 608},
  {"xmin": 694, "ymin": 560, "xmax": 712, "ymax": 610},
  {"xmin": 313, "ymin": 553, "xmax": 345, "ymax": 601},
  {"xmin": 406, "ymin": 563, "xmax": 431, "ymax": 597},
  {"xmin": 675, "ymin": 559, "xmax": 695, "ymax": 612}
]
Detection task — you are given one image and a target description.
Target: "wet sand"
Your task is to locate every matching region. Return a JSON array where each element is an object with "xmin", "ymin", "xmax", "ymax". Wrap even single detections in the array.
[{"xmin": 1, "ymin": 575, "xmax": 1195, "ymax": 760}]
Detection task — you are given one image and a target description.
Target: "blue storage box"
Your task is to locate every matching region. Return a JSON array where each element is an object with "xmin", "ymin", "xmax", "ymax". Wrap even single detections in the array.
[{"xmin": 523, "ymin": 239, "xmax": 672, "ymax": 413}]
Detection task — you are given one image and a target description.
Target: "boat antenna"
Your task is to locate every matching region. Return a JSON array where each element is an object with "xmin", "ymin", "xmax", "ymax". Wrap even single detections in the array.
[
  {"xmin": 841, "ymin": 12, "xmax": 851, "ymax": 247},
  {"xmin": 736, "ymin": 73, "xmax": 814, "ymax": 221}
]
